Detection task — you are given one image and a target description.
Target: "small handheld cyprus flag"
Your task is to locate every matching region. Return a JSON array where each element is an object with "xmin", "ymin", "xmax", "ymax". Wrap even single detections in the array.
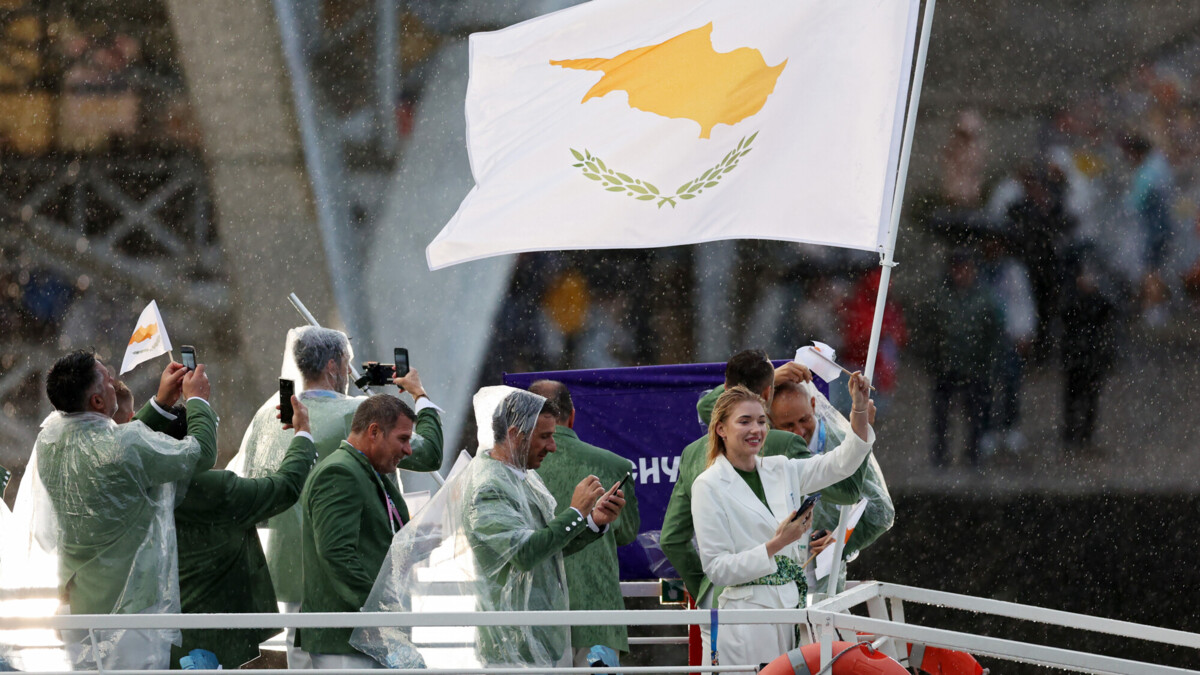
[
  {"xmin": 120, "ymin": 300, "xmax": 173, "ymax": 374},
  {"xmin": 427, "ymin": 0, "xmax": 919, "ymax": 269},
  {"xmin": 795, "ymin": 341, "xmax": 843, "ymax": 383}
]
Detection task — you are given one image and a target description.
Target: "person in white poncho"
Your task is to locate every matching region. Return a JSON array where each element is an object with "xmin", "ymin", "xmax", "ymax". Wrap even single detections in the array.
[
  {"xmin": 1, "ymin": 350, "xmax": 217, "ymax": 671},
  {"xmin": 351, "ymin": 386, "xmax": 626, "ymax": 669}
]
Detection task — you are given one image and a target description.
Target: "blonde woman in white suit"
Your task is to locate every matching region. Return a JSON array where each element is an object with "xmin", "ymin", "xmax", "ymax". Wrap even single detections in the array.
[{"xmin": 691, "ymin": 375, "xmax": 875, "ymax": 673}]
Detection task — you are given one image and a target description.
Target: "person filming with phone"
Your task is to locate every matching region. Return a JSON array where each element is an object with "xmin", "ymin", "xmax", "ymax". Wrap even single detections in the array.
[
  {"xmin": 230, "ymin": 326, "xmax": 443, "ymax": 669},
  {"xmin": 690, "ymin": 372, "xmax": 876, "ymax": 674}
]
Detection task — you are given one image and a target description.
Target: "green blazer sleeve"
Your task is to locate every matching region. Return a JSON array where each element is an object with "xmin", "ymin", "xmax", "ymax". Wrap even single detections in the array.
[
  {"xmin": 696, "ymin": 385, "xmax": 723, "ymax": 426},
  {"xmin": 184, "ymin": 399, "xmax": 219, "ymax": 473},
  {"xmin": 472, "ymin": 486, "xmax": 591, "ymax": 572},
  {"xmin": 612, "ymin": 479, "xmax": 640, "ymax": 547},
  {"xmin": 133, "ymin": 399, "xmax": 173, "ymax": 433},
  {"xmin": 398, "ymin": 407, "xmax": 444, "ymax": 473},
  {"xmin": 131, "ymin": 399, "xmax": 218, "ymax": 484},
  {"xmin": 177, "ymin": 435, "xmax": 317, "ymax": 528},
  {"xmin": 0, "ymin": 464, "xmax": 9, "ymax": 495},
  {"xmin": 307, "ymin": 463, "xmax": 377, "ymax": 607},
  {"xmin": 661, "ymin": 476, "xmax": 704, "ymax": 599},
  {"xmin": 562, "ymin": 516, "xmax": 605, "ymax": 557}
]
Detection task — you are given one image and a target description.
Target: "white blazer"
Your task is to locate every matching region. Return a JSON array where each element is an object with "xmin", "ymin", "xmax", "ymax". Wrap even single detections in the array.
[{"xmin": 691, "ymin": 426, "xmax": 875, "ymax": 609}]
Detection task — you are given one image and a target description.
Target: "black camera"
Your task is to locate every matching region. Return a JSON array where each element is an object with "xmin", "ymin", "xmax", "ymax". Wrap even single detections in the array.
[
  {"xmin": 355, "ymin": 348, "xmax": 410, "ymax": 389},
  {"xmin": 359, "ymin": 361, "xmax": 397, "ymax": 387}
]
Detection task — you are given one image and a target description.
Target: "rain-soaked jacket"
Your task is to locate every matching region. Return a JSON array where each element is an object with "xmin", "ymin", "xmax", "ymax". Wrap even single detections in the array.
[
  {"xmin": 230, "ymin": 390, "xmax": 442, "ymax": 604},
  {"xmin": 0, "ymin": 399, "xmax": 217, "ymax": 670},
  {"xmin": 804, "ymin": 382, "xmax": 894, "ymax": 592},
  {"xmin": 351, "ymin": 387, "xmax": 604, "ymax": 669}
]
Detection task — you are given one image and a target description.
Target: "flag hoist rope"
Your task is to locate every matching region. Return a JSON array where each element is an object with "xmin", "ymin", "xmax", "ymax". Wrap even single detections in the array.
[{"xmin": 824, "ymin": 0, "xmax": 937, "ymax": 598}]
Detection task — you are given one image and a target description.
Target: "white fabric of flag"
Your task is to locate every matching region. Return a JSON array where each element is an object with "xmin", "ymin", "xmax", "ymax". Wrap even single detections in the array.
[
  {"xmin": 120, "ymin": 300, "xmax": 173, "ymax": 374},
  {"xmin": 427, "ymin": 0, "xmax": 920, "ymax": 270},
  {"xmin": 796, "ymin": 341, "xmax": 844, "ymax": 383},
  {"xmin": 816, "ymin": 497, "xmax": 869, "ymax": 579}
]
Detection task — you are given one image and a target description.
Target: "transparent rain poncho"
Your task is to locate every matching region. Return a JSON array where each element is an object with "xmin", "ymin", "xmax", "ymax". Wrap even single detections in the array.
[
  {"xmin": 806, "ymin": 382, "xmax": 895, "ymax": 587},
  {"xmin": 352, "ymin": 386, "xmax": 571, "ymax": 669},
  {"xmin": 226, "ymin": 328, "xmax": 432, "ymax": 604},
  {"xmin": 0, "ymin": 411, "xmax": 209, "ymax": 671}
]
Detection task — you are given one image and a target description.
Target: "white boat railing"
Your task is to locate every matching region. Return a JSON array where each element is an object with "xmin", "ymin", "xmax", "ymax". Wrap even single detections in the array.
[{"xmin": 2, "ymin": 581, "xmax": 1198, "ymax": 675}]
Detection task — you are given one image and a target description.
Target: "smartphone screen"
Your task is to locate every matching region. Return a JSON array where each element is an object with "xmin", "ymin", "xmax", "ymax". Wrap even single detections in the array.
[
  {"xmin": 279, "ymin": 378, "xmax": 295, "ymax": 425},
  {"xmin": 181, "ymin": 346, "xmax": 196, "ymax": 371},
  {"xmin": 394, "ymin": 348, "xmax": 409, "ymax": 378}
]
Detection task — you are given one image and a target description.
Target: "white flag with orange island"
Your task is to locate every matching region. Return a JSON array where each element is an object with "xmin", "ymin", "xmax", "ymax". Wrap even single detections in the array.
[
  {"xmin": 426, "ymin": 0, "xmax": 920, "ymax": 270},
  {"xmin": 120, "ymin": 300, "xmax": 173, "ymax": 374}
]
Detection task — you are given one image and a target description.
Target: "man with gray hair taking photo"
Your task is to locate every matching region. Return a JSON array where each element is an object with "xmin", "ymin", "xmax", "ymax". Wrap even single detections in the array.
[{"xmin": 232, "ymin": 326, "xmax": 443, "ymax": 668}]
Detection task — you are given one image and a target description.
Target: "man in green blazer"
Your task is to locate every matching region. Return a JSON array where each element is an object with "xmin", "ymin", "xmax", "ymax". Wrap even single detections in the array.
[
  {"xmin": 34, "ymin": 352, "xmax": 217, "ymax": 670},
  {"xmin": 233, "ymin": 327, "xmax": 443, "ymax": 668},
  {"xmin": 529, "ymin": 380, "xmax": 640, "ymax": 665},
  {"xmin": 298, "ymin": 394, "xmax": 419, "ymax": 669},
  {"xmin": 660, "ymin": 350, "xmax": 870, "ymax": 660},
  {"xmin": 139, "ymin": 394, "xmax": 318, "ymax": 669}
]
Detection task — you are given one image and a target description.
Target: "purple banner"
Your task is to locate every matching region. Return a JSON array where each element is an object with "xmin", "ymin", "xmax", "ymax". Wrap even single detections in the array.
[{"xmin": 504, "ymin": 361, "xmax": 828, "ymax": 580}]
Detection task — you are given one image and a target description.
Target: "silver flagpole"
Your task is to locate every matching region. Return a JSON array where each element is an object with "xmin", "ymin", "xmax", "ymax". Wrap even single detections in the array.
[{"xmin": 824, "ymin": 0, "xmax": 937, "ymax": 597}]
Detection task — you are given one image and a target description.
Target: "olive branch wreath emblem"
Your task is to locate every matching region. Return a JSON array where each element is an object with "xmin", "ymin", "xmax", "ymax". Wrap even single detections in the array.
[{"xmin": 570, "ymin": 131, "xmax": 757, "ymax": 209}]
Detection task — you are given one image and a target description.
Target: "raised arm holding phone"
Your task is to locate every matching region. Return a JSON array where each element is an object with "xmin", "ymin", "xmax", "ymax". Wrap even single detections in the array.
[{"xmin": 690, "ymin": 373, "xmax": 877, "ymax": 675}]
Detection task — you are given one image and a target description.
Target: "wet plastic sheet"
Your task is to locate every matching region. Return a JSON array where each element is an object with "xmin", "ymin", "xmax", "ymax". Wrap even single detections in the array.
[
  {"xmin": 807, "ymin": 382, "xmax": 895, "ymax": 580},
  {"xmin": 0, "ymin": 412, "xmax": 207, "ymax": 670},
  {"xmin": 352, "ymin": 386, "xmax": 569, "ymax": 668}
]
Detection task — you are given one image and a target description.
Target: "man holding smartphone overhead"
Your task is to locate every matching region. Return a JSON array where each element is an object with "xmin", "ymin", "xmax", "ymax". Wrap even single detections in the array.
[
  {"xmin": 528, "ymin": 380, "xmax": 641, "ymax": 667},
  {"xmin": 231, "ymin": 326, "xmax": 444, "ymax": 668}
]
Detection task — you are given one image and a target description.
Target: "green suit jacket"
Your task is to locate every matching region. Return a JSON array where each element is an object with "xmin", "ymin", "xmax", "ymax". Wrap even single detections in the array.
[
  {"xmin": 170, "ymin": 432, "xmax": 317, "ymax": 668},
  {"xmin": 660, "ymin": 386, "xmax": 867, "ymax": 602},
  {"xmin": 37, "ymin": 399, "xmax": 217, "ymax": 616},
  {"xmin": 245, "ymin": 396, "xmax": 443, "ymax": 604},
  {"xmin": 298, "ymin": 442, "xmax": 410, "ymax": 656},
  {"xmin": 534, "ymin": 426, "xmax": 640, "ymax": 652}
]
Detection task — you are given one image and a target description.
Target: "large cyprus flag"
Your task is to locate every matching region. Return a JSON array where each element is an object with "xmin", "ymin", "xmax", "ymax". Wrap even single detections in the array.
[{"xmin": 426, "ymin": 0, "xmax": 920, "ymax": 270}]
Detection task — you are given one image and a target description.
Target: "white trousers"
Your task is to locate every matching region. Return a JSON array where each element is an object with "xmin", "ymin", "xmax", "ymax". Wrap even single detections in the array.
[{"xmin": 280, "ymin": 601, "xmax": 313, "ymax": 669}]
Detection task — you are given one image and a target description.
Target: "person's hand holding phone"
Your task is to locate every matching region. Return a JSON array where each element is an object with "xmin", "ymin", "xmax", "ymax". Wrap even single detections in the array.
[
  {"xmin": 392, "ymin": 367, "xmax": 427, "ymax": 401},
  {"xmin": 278, "ymin": 395, "xmax": 309, "ymax": 434},
  {"xmin": 768, "ymin": 508, "xmax": 812, "ymax": 556},
  {"xmin": 592, "ymin": 476, "xmax": 628, "ymax": 527},
  {"xmin": 181, "ymin": 364, "xmax": 211, "ymax": 402},
  {"xmin": 155, "ymin": 362, "xmax": 187, "ymax": 409},
  {"xmin": 809, "ymin": 529, "xmax": 835, "ymax": 557}
]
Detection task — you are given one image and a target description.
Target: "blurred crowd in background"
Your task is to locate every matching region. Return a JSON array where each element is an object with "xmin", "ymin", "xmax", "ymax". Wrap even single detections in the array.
[{"xmin": 5, "ymin": 1, "xmax": 1200, "ymax": 474}]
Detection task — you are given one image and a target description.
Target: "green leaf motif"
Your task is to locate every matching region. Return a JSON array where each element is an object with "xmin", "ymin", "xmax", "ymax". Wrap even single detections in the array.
[{"xmin": 567, "ymin": 132, "xmax": 757, "ymax": 209}]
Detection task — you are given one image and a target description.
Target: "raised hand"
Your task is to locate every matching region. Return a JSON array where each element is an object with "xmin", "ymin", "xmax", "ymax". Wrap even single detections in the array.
[
  {"xmin": 156, "ymin": 362, "xmax": 187, "ymax": 408},
  {"xmin": 182, "ymin": 364, "xmax": 211, "ymax": 402}
]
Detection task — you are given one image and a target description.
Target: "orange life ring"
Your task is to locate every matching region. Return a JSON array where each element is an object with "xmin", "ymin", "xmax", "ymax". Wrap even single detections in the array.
[
  {"xmin": 906, "ymin": 642, "xmax": 984, "ymax": 675},
  {"xmin": 758, "ymin": 641, "xmax": 907, "ymax": 675}
]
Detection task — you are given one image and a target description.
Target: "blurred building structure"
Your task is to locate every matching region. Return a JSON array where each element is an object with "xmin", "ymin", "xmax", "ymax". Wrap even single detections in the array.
[{"xmin": 4, "ymin": 0, "xmax": 1200, "ymax": 491}]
